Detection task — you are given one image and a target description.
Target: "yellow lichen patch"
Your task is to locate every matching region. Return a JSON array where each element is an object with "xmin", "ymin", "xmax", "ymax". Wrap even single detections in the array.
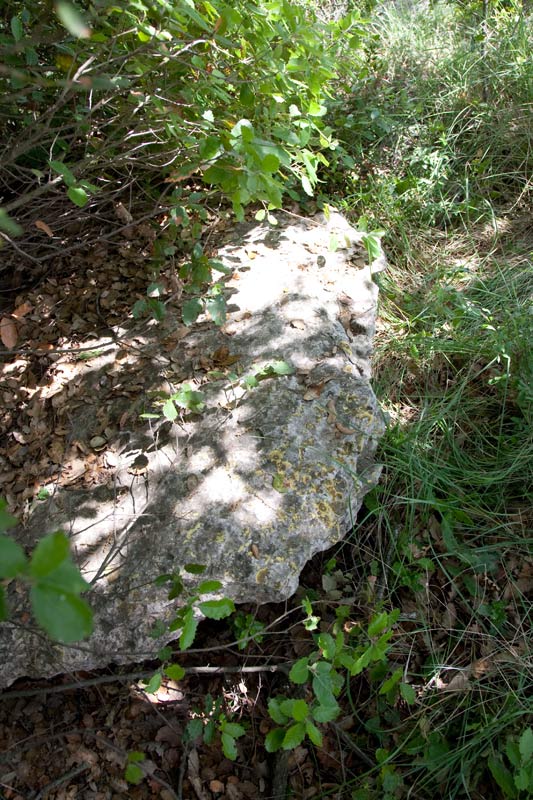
[
  {"xmin": 267, "ymin": 448, "xmax": 292, "ymax": 474},
  {"xmin": 184, "ymin": 521, "xmax": 202, "ymax": 542},
  {"xmin": 314, "ymin": 498, "xmax": 338, "ymax": 528},
  {"xmin": 255, "ymin": 567, "xmax": 269, "ymax": 584},
  {"xmin": 322, "ymin": 478, "xmax": 344, "ymax": 505}
]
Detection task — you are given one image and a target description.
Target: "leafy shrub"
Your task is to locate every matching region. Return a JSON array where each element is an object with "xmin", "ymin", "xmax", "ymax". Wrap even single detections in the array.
[{"xmin": 0, "ymin": 0, "xmax": 368, "ymax": 260}]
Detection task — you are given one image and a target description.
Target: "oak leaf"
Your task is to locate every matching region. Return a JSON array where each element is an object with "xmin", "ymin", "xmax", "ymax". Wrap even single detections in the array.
[{"xmin": 0, "ymin": 316, "xmax": 17, "ymax": 349}]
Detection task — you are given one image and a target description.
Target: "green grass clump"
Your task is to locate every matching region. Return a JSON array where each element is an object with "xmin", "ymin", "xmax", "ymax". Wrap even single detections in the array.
[
  {"xmin": 319, "ymin": 1, "xmax": 533, "ymax": 797},
  {"xmin": 327, "ymin": 0, "xmax": 533, "ymax": 232}
]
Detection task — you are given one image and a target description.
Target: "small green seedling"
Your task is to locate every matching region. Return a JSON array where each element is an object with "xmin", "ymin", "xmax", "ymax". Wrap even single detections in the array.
[{"xmin": 184, "ymin": 694, "xmax": 246, "ymax": 760}]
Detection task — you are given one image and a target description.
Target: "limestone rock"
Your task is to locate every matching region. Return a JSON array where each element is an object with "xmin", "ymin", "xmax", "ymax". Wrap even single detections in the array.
[{"xmin": 0, "ymin": 211, "xmax": 386, "ymax": 687}]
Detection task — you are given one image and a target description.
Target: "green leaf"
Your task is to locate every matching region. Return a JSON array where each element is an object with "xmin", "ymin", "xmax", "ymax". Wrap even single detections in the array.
[
  {"xmin": 185, "ymin": 718, "xmax": 204, "ymax": 742},
  {"xmin": 289, "ymin": 657, "xmax": 310, "ymax": 685},
  {"xmin": 282, "ymin": 722, "xmax": 306, "ymax": 750},
  {"xmin": 305, "ymin": 719, "xmax": 323, "ymax": 746},
  {"xmin": 515, "ymin": 767, "xmax": 531, "ymax": 791},
  {"xmin": 164, "ymin": 663, "xmax": 185, "ymax": 681},
  {"xmin": 318, "ymin": 632, "xmax": 336, "ymax": 660},
  {"xmin": 269, "ymin": 360, "xmax": 294, "ymax": 376},
  {"xmin": 132, "ymin": 299, "xmax": 147, "ymax": 319},
  {"xmin": 23, "ymin": 45, "xmax": 37, "ymax": 65},
  {"xmin": 0, "ymin": 586, "xmax": 7, "ymax": 621},
  {"xmin": 147, "ymin": 298, "xmax": 165, "ymax": 322},
  {"xmin": 368, "ymin": 611, "xmax": 389, "ymax": 637},
  {"xmin": 301, "ymin": 175, "xmax": 314, "ymax": 196},
  {"xmin": 199, "ymin": 136, "xmax": 221, "ymax": 161},
  {"xmin": 204, "ymin": 719, "xmax": 216, "ymax": 744},
  {"xmin": 49, "ymin": 160, "xmax": 77, "ymax": 186},
  {"xmin": 0, "ymin": 210, "xmax": 23, "ymax": 238},
  {"xmin": 157, "ymin": 646, "xmax": 172, "ymax": 661},
  {"xmin": 399, "ymin": 682, "xmax": 416, "ymax": 705},
  {"xmin": 231, "ymin": 118, "xmax": 254, "ymax": 140},
  {"xmin": 29, "ymin": 532, "xmax": 69, "ymax": 578},
  {"xmin": 30, "ymin": 586, "xmax": 93, "ymax": 642},
  {"xmin": 265, "ymin": 727, "xmax": 285, "ymax": 753},
  {"xmin": 163, "ymin": 399, "xmax": 177, "ymax": 421},
  {"xmin": 125, "ymin": 763, "xmax": 144, "ymax": 785},
  {"xmin": 168, "ymin": 574, "xmax": 185, "ymax": 599},
  {"xmin": 198, "ymin": 598, "xmax": 235, "ymax": 619},
  {"xmin": 179, "ymin": 607, "xmax": 198, "ymax": 650},
  {"xmin": 144, "ymin": 672, "xmax": 162, "ymax": 694},
  {"xmin": 56, "ymin": 1, "xmax": 91, "ymax": 38},
  {"xmin": 67, "ymin": 186, "xmax": 89, "ymax": 207},
  {"xmin": 206, "ymin": 293, "xmax": 226, "ymax": 326},
  {"xmin": 506, "ymin": 740, "xmax": 521, "ymax": 768},
  {"xmin": 184, "ymin": 563, "xmax": 207, "ymax": 575},
  {"xmin": 209, "ymin": 260, "xmax": 232, "ymax": 275},
  {"xmin": 307, "ymin": 100, "xmax": 327, "ymax": 117},
  {"xmin": 350, "ymin": 648, "xmax": 372, "ymax": 677},
  {"xmin": 11, "ymin": 16, "xmax": 23, "ymax": 42},
  {"xmin": 221, "ymin": 732, "xmax": 238, "ymax": 760},
  {"xmin": 197, "ymin": 580, "xmax": 223, "ymax": 595},
  {"xmin": 291, "ymin": 699, "xmax": 309, "ymax": 722},
  {"xmin": 268, "ymin": 697, "xmax": 290, "ymax": 725},
  {"xmin": 150, "ymin": 620, "xmax": 167, "ymax": 639},
  {"xmin": 379, "ymin": 669, "xmax": 402, "ymax": 695},
  {"xmin": 272, "ymin": 473, "xmax": 288, "ymax": 493},
  {"xmin": 182, "ymin": 298, "xmax": 203, "ymax": 326},
  {"xmin": 255, "ymin": 209, "xmax": 266, "ymax": 221},
  {"xmin": 362, "ymin": 231, "xmax": 385, "ymax": 263},
  {"xmin": 262, "ymin": 154, "xmax": 280, "ymax": 173},
  {"xmin": 312, "ymin": 661, "xmax": 337, "ymax": 707},
  {"xmin": 128, "ymin": 751, "xmax": 145, "ymax": 763},
  {"xmin": 243, "ymin": 374, "xmax": 258, "ymax": 389},
  {"xmin": 221, "ymin": 722, "xmax": 245, "ymax": 739},
  {"xmin": 312, "ymin": 703, "xmax": 339, "ymax": 723},
  {"xmin": 239, "ymin": 84, "xmax": 254, "ymax": 107},
  {"xmin": 519, "ymin": 728, "xmax": 533, "ymax": 763},
  {"xmin": 175, "ymin": 386, "xmax": 205, "ymax": 413},
  {"xmin": 488, "ymin": 756, "xmax": 517, "ymax": 798},
  {"xmin": 41, "ymin": 560, "xmax": 90, "ymax": 594},
  {"xmin": 279, "ymin": 699, "xmax": 295, "ymax": 717},
  {"xmin": 0, "ymin": 535, "xmax": 27, "ymax": 578}
]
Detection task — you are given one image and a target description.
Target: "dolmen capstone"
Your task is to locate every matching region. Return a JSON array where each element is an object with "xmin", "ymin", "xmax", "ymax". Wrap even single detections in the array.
[{"xmin": 0, "ymin": 210, "xmax": 386, "ymax": 687}]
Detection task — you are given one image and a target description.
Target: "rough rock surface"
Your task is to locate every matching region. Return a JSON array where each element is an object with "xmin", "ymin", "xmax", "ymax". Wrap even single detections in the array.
[{"xmin": 0, "ymin": 211, "xmax": 386, "ymax": 687}]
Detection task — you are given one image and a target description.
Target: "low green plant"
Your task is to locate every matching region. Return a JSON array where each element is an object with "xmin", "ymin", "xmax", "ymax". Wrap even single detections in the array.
[
  {"xmin": 184, "ymin": 694, "xmax": 246, "ymax": 761},
  {"xmin": 142, "ymin": 564, "xmax": 235, "ymax": 695},
  {"xmin": 232, "ymin": 611, "xmax": 266, "ymax": 650},
  {"xmin": 266, "ymin": 601, "xmax": 403, "ymax": 753},
  {"xmin": 0, "ymin": 500, "xmax": 93, "ymax": 643},
  {"xmin": 132, "ymin": 283, "xmax": 167, "ymax": 323},
  {"xmin": 488, "ymin": 727, "xmax": 533, "ymax": 798},
  {"xmin": 124, "ymin": 751, "xmax": 146, "ymax": 786}
]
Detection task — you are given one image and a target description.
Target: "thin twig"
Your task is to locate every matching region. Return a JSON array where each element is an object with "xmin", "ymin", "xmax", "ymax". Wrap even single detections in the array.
[
  {"xmin": 0, "ymin": 663, "xmax": 291, "ymax": 700},
  {"xmin": 31, "ymin": 763, "xmax": 91, "ymax": 800}
]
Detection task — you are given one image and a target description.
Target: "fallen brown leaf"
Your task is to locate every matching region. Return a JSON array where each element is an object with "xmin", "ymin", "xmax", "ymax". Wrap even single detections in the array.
[
  {"xmin": 35, "ymin": 219, "xmax": 54, "ymax": 237},
  {"xmin": 303, "ymin": 383, "xmax": 325, "ymax": 401},
  {"xmin": 335, "ymin": 421, "xmax": 358, "ymax": 435},
  {"xmin": 12, "ymin": 302, "xmax": 32, "ymax": 319},
  {"xmin": 0, "ymin": 316, "xmax": 18, "ymax": 349}
]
